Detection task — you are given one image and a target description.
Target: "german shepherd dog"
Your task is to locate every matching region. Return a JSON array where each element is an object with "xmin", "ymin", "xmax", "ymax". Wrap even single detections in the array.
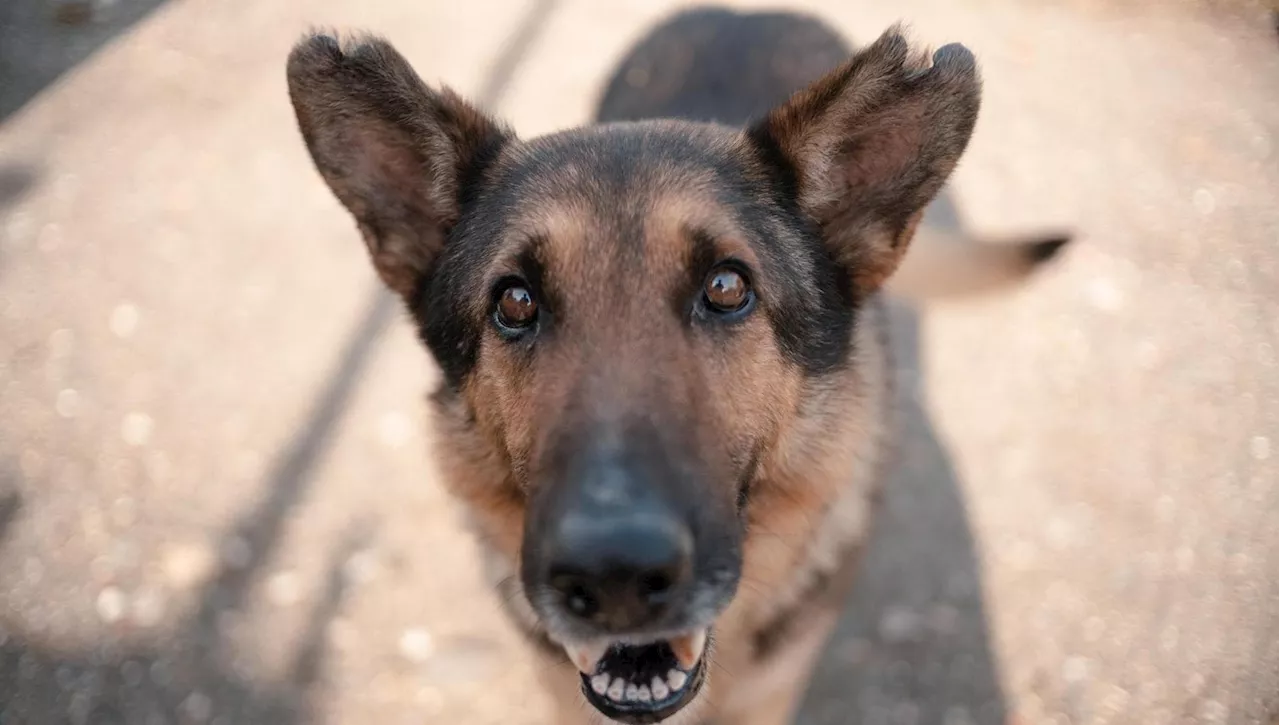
[{"xmin": 286, "ymin": 7, "xmax": 1067, "ymax": 724}]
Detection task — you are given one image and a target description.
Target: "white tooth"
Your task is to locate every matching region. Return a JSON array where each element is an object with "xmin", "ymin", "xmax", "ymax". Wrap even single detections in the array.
[
  {"xmin": 607, "ymin": 677, "xmax": 626, "ymax": 701},
  {"xmin": 667, "ymin": 669, "xmax": 688, "ymax": 691},
  {"xmin": 637, "ymin": 685, "xmax": 652, "ymax": 702},
  {"xmin": 670, "ymin": 629, "xmax": 707, "ymax": 669},
  {"xmin": 590, "ymin": 674, "xmax": 610, "ymax": 695},
  {"xmin": 651, "ymin": 676, "xmax": 670, "ymax": 700},
  {"xmin": 565, "ymin": 641, "xmax": 610, "ymax": 674},
  {"xmin": 625, "ymin": 683, "xmax": 639, "ymax": 701}
]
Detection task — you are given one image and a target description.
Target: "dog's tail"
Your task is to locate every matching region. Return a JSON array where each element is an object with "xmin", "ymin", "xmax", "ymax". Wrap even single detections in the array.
[{"xmin": 886, "ymin": 225, "xmax": 1072, "ymax": 302}]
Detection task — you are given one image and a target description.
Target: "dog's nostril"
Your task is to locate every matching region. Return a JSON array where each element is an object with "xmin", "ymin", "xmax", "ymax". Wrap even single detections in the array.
[
  {"xmin": 552, "ymin": 574, "xmax": 600, "ymax": 619},
  {"xmin": 543, "ymin": 506, "xmax": 693, "ymax": 629},
  {"xmin": 566, "ymin": 585, "xmax": 598, "ymax": 618},
  {"xmin": 639, "ymin": 571, "xmax": 673, "ymax": 599}
]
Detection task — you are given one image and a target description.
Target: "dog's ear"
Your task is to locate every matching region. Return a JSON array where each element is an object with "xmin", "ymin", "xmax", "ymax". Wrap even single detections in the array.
[
  {"xmin": 746, "ymin": 27, "xmax": 981, "ymax": 294},
  {"xmin": 287, "ymin": 34, "xmax": 513, "ymax": 299}
]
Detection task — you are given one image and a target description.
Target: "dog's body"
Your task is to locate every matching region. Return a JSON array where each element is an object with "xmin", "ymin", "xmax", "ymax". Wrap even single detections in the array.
[{"xmin": 287, "ymin": 7, "xmax": 1066, "ymax": 725}]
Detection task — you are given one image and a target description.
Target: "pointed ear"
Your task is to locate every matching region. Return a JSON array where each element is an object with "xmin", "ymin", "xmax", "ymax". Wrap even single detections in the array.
[
  {"xmin": 746, "ymin": 27, "xmax": 981, "ymax": 294},
  {"xmin": 286, "ymin": 33, "xmax": 513, "ymax": 299}
]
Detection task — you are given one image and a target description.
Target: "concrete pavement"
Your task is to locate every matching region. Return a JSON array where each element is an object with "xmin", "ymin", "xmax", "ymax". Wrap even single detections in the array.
[{"xmin": 0, "ymin": 0, "xmax": 1275, "ymax": 723}]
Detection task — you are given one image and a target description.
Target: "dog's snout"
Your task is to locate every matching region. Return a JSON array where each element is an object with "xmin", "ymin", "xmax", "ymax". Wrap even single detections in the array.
[
  {"xmin": 521, "ymin": 422, "xmax": 738, "ymax": 638},
  {"xmin": 546, "ymin": 509, "xmax": 693, "ymax": 629}
]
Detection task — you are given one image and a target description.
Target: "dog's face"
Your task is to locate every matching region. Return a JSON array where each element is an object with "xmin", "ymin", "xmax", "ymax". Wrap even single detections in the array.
[{"xmin": 288, "ymin": 30, "xmax": 978, "ymax": 723}]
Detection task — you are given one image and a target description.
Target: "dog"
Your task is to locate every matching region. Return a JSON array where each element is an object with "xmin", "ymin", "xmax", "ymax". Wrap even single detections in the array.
[{"xmin": 286, "ymin": 7, "xmax": 1068, "ymax": 724}]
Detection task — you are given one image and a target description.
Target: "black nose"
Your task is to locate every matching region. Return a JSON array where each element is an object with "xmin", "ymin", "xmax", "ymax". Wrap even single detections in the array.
[{"xmin": 546, "ymin": 511, "xmax": 693, "ymax": 630}]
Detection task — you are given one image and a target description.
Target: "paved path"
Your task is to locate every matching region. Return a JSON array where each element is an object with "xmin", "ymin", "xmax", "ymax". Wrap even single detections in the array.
[{"xmin": 0, "ymin": 1, "xmax": 1275, "ymax": 723}]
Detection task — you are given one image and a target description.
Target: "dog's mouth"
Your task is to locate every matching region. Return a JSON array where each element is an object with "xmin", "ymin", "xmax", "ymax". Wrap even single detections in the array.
[{"xmin": 565, "ymin": 629, "xmax": 708, "ymax": 724}]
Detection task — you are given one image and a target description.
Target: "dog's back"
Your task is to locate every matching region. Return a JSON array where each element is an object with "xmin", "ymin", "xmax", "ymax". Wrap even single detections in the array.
[
  {"xmin": 596, "ymin": 8, "xmax": 850, "ymax": 127},
  {"xmin": 596, "ymin": 7, "xmax": 1069, "ymax": 302}
]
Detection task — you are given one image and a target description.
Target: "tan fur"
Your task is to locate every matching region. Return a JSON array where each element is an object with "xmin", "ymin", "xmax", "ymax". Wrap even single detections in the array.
[
  {"xmin": 888, "ymin": 224, "xmax": 1066, "ymax": 301},
  {"xmin": 431, "ymin": 151, "xmax": 820, "ymax": 565},
  {"xmin": 419, "ymin": 158, "xmax": 893, "ymax": 721},
  {"xmin": 458, "ymin": 297, "xmax": 892, "ymax": 725},
  {"xmin": 285, "ymin": 25, "xmax": 1058, "ymax": 725}
]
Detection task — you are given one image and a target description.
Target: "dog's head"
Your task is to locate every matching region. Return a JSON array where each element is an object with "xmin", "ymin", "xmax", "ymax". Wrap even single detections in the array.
[{"xmin": 288, "ymin": 28, "xmax": 978, "ymax": 723}]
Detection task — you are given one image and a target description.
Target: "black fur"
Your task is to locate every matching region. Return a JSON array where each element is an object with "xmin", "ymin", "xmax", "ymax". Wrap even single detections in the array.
[
  {"xmin": 596, "ymin": 8, "xmax": 862, "ymax": 374},
  {"xmin": 417, "ymin": 124, "xmax": 860, "ymax": 386},
  {"xmin": 595, "ymin": 7, "xmax": 852, "ymax": 127},
  {"xmin": 290, "ymin": 13, "xmax": 979, "ymax": 391},
  {"xmin": 1026, "ymin": 235, "xmax": 1072, "ymax": 264},
  {"xmin": 286, "ymin": 13, "xmax": 990, "ymax": 722}
]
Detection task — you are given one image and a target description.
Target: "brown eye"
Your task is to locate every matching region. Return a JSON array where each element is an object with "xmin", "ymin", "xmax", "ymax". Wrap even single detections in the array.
[
  {"xmin": 703, "ymin": 267, "xmax": 751, "ymax": 314},
  {"xmin": 495, "ymin": 283, "xmax": 538, "ymax": 331}
]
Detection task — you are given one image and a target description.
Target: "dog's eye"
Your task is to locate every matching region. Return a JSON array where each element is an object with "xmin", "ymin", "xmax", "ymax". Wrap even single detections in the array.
[
  {"xmin": 703, "ymin": 267, "xmax": 751, "ymax": 314},
  {"xmin": 494, "ymin": 282, "xmax": 538, "ymax": 331}
]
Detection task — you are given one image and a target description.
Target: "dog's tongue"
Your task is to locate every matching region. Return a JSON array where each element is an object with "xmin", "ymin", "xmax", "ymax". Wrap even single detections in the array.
[{"xmin": 669, "ymin": 630, "xmax": 707, "ymax": 669}]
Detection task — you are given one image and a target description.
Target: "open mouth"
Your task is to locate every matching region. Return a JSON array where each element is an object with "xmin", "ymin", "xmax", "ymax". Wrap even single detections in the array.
[{"xmin": 565, "ymin": 629, "xmax": 708, "ymax": 724}]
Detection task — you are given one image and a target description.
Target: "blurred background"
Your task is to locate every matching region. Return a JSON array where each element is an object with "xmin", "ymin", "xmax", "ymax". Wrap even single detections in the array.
[{"xmin": 0, "ymin": 0, "xmax": 1276, "ymax": 723}]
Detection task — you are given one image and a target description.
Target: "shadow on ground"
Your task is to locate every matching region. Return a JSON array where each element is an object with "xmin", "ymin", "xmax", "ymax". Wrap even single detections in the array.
[
  {"xmin": 0, "ymin": 165, "xmax": 37, "ymax": 208},
  {"xmin": 0, "ymin": 2, "xmax": 1009, "ymax": 721},
  {"xmin": 0, "ymin": 2, "xmax": 559, "ymax": 722},
  {"xmin": 0, "ymin": 0, "xmax": 175, "ymax": 122},
  {"xmin": 0, "ymin": 163, "xmax": 39, "ymax": 277},
  {"xmin": 0, "ymin": 288, "xmax": 380, "ymax": 723},
  {"xmin": 798, "ymin": 301, "xmax": 1007, "ymax": 725}
]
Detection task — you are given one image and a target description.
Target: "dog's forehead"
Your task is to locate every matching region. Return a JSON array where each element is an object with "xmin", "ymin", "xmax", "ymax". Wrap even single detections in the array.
[
  {"xmin": 425, "ymin": 119, "xmax": 853, "ymax": 383},
  {"xmin": 463, "ymin": 122, "xmax": 770, "ymax": 287},
  {"xmin": 490, "ymin": 121, "xmax": 750, "ymax": 219}
]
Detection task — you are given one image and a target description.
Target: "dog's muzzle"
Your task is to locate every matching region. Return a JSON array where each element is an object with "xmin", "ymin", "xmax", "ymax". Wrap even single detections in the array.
[
  {"xmin": 566, "ymin": 630, "xmax": 708, "ymax": 723},
  {"xmin": 521, "ymin": 427, "xmax": 742, "ymax": 721}
]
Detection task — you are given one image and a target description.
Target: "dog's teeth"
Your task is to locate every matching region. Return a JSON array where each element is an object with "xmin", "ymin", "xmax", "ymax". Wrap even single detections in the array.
[
  {"xmin": 667, "ymin": 668, "xmax": 688, "ymax": 691},
  {"xmin": 590, "ymin": 674, "xmax": 610, "ymax": 695},
  {"xmin": 637, "ymin": 685, "xmax": 652, "ymax": 702},
  {"xmin": 564, "ymin": 641, "xmax": 610, "ymax": 674},
  {"xmin": 625, "ymin": 683, "xmax": 639, "ymax": 701},
  {"xmin": 651, "ymin": 676, "xmax": 670, "ymax": 700},
  {"xmin": 607, "ymin": 677, "xmax": 626, "ymax": 701},
  {"xmin": 670, "ymin": 629, "xmax": 707, "ymax": 669}
]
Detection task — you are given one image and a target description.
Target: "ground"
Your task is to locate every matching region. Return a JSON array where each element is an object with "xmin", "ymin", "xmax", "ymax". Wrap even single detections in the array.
[{"xmin": 0, "ymin": 0, "xmax": 1275, "ymax": 723}]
